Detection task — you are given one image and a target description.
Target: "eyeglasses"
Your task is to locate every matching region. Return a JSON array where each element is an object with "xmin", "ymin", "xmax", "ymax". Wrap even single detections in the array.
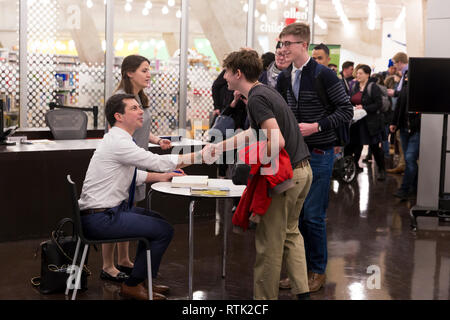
[
  {"xmin": 275, "ymin": 53, "xmax": 286, "ymax": 58},
  {"xmin": 278, "ymin": 40, "xmax": 304, "ymax": 48}
]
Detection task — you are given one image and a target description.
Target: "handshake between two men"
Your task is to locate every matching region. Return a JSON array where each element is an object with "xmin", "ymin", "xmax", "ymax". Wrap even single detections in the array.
[{"xmin": 178, "ymin": 127, "xmax": 283, "ymax": 170}]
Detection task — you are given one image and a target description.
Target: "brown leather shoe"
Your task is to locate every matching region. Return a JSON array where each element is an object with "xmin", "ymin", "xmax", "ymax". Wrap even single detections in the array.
[
  {"xmin": 279, "ymin": 277, "xmax": 291, "ymax": 290},
  {"xmin": 152, "ymin": 284, "xmax": 170, "ymax": 295},
  {"xmin": 120, "ymin": 283, "xmax": 167, "ymax": 300},
  {"xmin": 386, "ymin": 166, "xmax": 405, "ymax": 174},
  {"xmin": 308, "ymin": 272, "xmax": 326, "ymax": 292},
  {"xmin": 142, "ymin": 281, "xmax": 170, "ymax": 295}
]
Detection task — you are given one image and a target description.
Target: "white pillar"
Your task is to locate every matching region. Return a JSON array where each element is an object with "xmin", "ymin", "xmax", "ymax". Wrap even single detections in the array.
[{"xmin": 405, "ymin": 0, "xmax": 426, "ymax": 57}]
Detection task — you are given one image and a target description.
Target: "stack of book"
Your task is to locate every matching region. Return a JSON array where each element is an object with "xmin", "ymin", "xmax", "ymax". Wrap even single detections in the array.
[
  {"xmin": 171, "ymin": 175, "xmax": 231, "ymax": 196},
  {"xmin": 171, "ymin": 175, "xmax": 208, "ymax": 188},
  {"xmin": 190, "ymin": 187, "xmax": 230, "ymax": 196}
]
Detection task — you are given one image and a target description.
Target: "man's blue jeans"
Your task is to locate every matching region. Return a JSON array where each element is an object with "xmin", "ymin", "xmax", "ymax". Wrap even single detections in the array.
[
  {"xmin": 382, "ymin": 125, "xmax": 390, "ymax": 158},
  {"xmin": 399, "ymin": 129, "xmax": 420, "ymax": 193},
  {"xmin": 299, "ymin": 147, "xmax": 334, "ymax": 275},
  {"xmin": 81, "ymin": 202, "xmax": 174, "ymax": 280}
]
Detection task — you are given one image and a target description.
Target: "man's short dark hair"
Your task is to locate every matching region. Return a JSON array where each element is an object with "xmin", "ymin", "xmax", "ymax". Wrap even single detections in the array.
[
  {"xmin": 105, "ymin": 93, "xmax": 136, "ymax": 127},
  {"xmin": 328, "ymin": 63, "xmax": 337, "ymax": 68},
  {"xmin": 261, "ymin": 52, "xmax": 275, "ymax": 71},
  {"xmin": 342, "ymin": 61, "xmax": 354, "ymax": 70},
  {"xmin": 222, "ymin": 49, "xmax": 262, "ymax": 82},
  {"xmin": 313, "ymin": 43, "xmax": 330, "ymax": 57}
]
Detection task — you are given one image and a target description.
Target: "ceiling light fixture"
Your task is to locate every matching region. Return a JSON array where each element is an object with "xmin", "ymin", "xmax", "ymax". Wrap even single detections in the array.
[
  {"xmin": 298, "ymin": 0, "xmax": 307, "ymax": 8},
  {"xmin": 332, "ymin": 0, "xmax": 353, "ymax": 31},
  {"xmin": 145, "ymin": 1, "xmax": 153, "ymax": 9},
  {"xmin": 367, "ymin": 0, "xmax": 376, "ymax": 30},
  {"xmin": 124, "ymin": 2, "xmax": 132, "ymax": 12},
  {"xmin": 162, "ymin": 6, "xmax": 169, "ymax": 15},
  {"xmin": 116, "ymin": 39, "xmax": 124, "ymax": 51},
  {"xmin": 314, "ymin": 15, "xmax": 327, "ymax": 30},
  {"xmin": 394, "ymin": 6, "xmax": 406, "ymax": 29},
  {"xmin": 168, "ymin": 0, "xmax": 175, "ymax": 7}
]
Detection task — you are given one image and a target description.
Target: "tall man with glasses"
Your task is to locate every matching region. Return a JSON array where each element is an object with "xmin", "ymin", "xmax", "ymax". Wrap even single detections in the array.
[{"xmin": 275, "ymin": 22, "xmax": 353, "ymax": 293}]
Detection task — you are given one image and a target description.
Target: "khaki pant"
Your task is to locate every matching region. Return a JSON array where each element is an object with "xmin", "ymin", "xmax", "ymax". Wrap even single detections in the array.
[{"xmin": 254, "ymin": 164, "xmax": 313, "ymax": 300}]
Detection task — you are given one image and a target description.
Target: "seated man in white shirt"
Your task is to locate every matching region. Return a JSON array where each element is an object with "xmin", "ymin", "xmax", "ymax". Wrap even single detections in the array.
[{"xmin": 78, "ymin": 93, "xmax": 208, "ymax": 300}]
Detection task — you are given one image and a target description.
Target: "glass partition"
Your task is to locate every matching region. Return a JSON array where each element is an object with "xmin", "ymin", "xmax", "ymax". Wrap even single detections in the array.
[
  {"xmin": 0, "ymin": 1, "xmax": 20, "ymax": 128},
  {"xmin": 26, "ymin": 0, "xmax": 106, "ymax": 128},
  {"xmin": 112, "ymin": 0, "xmax": 182, "ymax": 137},
  {"xmin": 187, "ymin": 0, "xmax": 248, "ymax": 140}
]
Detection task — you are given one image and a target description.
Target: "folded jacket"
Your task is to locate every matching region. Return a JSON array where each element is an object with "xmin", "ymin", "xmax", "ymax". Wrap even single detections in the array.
[{"xmin": 232, "ymin": 141, "xmax": 294, "ymax": 232}]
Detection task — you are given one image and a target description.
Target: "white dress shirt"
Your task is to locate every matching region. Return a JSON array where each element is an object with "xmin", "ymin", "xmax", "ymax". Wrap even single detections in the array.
[
  {"xmin": 78, "ymin": 126, "xmax": 178, "ymax": 210},
  {"xmin": 291, "ymin": 56, "xmax": 311, "ymax": 89}
]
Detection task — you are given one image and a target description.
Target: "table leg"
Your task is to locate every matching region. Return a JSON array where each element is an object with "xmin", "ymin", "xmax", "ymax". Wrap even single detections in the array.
[
  {"xmin": 146, "ymin": 189, "xmax": 154, "ymax": 211},
  {"xmin": 189, "ymin": 199, "xmax": 195, "ymax": 300},
  {"xmin": 222, "ymin": 198, "xmax": 230, "ymax": 278}
]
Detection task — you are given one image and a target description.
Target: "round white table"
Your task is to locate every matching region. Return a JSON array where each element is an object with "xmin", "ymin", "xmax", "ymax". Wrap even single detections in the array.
[{"xmin": 148, "ymin": 179, "xmax": 246, "ymax": 300}]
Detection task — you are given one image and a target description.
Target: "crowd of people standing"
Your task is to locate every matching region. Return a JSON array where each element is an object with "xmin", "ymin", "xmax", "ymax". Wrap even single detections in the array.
[{"xmin": 209, "ymin": 23, "xmax": 419, "ymax": 299}]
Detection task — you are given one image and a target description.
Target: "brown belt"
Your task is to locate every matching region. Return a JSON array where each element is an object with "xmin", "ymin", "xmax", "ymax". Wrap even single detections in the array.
[
  {"xmin": 80, "ymin": 208, "xmax": 109, "ymax": 216},
  {"xmin": 294, "ymin": 159, "xmax": 309, "ymax": 169}
]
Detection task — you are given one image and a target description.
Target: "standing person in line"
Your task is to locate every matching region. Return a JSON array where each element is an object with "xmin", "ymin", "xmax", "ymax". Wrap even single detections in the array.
[
  {"xmin": 388, "ymin": 52, "xmax": 420, "ymax": 200},
  {"xmin": 340, "ymin": 61, "xmax": 355, "ymax": 96},
  {"xmin": 211, "ymin": 69, "xmax": 234, "ymax": 128},
  {"xmin": 346, "ymin": 64, "xmax": 386, "ymax": 180},
  {"xmin": 259, "ymin": 41, "xmax": 291, "ymax": 88},
  {"xmin": 311, "ymin": 43, "xmax": 331, "ymax": 67},
  {"xmin": 210, "ymin": 49, "xmax": 313, "ymax": 300},
  {"xmin": 100, "ymin": 55, "xmax": 173, "ymax": 283},
  {"xmin": 275, "ymin": 22, "xmax": 353, "ymax": 293},
  {"xmin": 79, "ymin": 93, "xmax": 210, "ymax": 300},
  {"xmin": 328, "ymin": 64, "xmax": 338, "ymax": 74}
]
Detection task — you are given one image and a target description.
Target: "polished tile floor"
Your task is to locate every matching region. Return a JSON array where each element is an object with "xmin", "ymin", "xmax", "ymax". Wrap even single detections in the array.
[{"xmin": 1, "ymin": 159, "xmax": 449, "ymax": 300}]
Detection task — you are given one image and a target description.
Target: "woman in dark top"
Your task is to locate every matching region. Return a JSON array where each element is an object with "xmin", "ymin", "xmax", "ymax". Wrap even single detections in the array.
[{"xmin": 345, "ymin": 64, "xmax": 386, "ymax": 180}]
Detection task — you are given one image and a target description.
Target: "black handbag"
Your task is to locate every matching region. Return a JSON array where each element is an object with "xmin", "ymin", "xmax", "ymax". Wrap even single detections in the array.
[
  {"xmin": 211, "ymin": 114, "xmax": 236, "ymax": 136},
  {"xmin": 31, "ymin": 218, "xmax": 91, "ymax": 294}
]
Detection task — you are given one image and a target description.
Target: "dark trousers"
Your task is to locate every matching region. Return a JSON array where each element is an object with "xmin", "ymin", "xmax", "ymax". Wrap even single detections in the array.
[
  {"xmin": 399, "ymin": 129, "xmax": 420, "ymax": 193},
  {"xmin": 299, "ymin": 147, "xmax": 334, "ymax": 274},
  {"xmin": 81, "ymin": 202, "xmax": 174, "ymax": 279}
]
